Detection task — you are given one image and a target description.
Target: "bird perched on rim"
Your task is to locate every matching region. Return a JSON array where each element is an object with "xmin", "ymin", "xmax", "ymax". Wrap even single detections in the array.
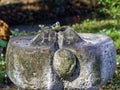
[{"xmin": 51, "ymin": 21, "xmax": 60, "ymax": 30}]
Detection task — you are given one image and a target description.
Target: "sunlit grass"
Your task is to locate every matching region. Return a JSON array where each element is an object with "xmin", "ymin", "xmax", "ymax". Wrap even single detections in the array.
[{"xmin": 72, "ymin": 19, "xmax": 119, "ymax": 33}]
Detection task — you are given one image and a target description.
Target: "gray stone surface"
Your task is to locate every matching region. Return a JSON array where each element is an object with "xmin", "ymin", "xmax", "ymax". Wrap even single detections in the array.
[
  {"xmin": 53, "ymin": 48, "xmax": 76, "ymax": 79},
  {"xmin": 6, "ymin": 26, "xmax": 116, "ymax": 90}
]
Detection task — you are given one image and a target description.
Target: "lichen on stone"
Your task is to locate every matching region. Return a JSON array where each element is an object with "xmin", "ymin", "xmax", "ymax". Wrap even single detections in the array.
[
  {"xmin": 53, "ymin": 48, "xmax": 76, "ymax": 79},
  {"xmin": 93, "ymin": 57, "xmax": 101, "ymax": 85}
]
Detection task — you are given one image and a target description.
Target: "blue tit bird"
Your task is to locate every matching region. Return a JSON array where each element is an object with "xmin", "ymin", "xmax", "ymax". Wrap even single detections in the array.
[{"xmin": 51, "ymin": 21, "xmax": 60, "ymax": 30}]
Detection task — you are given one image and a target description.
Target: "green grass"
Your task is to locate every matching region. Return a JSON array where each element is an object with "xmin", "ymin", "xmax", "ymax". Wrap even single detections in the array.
[{"xmin": 72, "ymin": 19, "xmax": 119, "ymax": 32}]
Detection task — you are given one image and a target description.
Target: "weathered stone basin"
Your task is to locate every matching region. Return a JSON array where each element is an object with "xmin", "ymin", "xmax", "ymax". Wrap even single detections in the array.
[{"xmin": 6, "ymin": 26, "xmax": 116, "ymax": 90}]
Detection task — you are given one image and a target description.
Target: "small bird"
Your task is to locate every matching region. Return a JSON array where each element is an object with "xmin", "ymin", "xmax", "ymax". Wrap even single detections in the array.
[{"xmin": 51, "ymin": 21, "xmax": 60, "ymax": 30}]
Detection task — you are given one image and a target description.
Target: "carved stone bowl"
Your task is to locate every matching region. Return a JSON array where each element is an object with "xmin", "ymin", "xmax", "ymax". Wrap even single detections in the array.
[{"xmin": 6, "ymin": 26, "xmax": 116, "ymax": 90}]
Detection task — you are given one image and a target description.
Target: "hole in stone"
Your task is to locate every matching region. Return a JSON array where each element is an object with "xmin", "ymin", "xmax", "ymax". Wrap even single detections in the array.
[
  {"xmin": 33, "ymin": 86, "xmax": 37, "ymax": 89},
  {"xmin": 104, "ymin": 51, "xmax": 107, "ymax": 53}
]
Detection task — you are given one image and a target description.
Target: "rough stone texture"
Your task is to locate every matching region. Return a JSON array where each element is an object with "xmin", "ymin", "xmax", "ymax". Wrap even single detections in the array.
[
  {"xmin": 6, "ymin": 26, "xmax": 116, "ymax": 90},
  {"xmin": 53, "ymin": 48, "xmax": 76, "ymax": 79}
]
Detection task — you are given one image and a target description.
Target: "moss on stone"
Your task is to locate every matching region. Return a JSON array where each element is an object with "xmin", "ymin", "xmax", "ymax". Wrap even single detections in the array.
[
  {"xmin": 53, "ymin": 49, "xmax": 76, "ymax": 79},
  {"xmin": 93, "ymin": 58, "xmax": 101, "ymax": 85}
]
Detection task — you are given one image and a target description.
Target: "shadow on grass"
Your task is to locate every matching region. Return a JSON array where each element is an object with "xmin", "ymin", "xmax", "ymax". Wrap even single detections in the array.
[{"xmin": 0, "ymin": 1, "xmax": 92, "ymax": 26}]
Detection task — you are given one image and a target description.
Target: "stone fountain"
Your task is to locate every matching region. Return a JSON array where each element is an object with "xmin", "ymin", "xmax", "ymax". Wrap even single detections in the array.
[{"xmin": 6, "ymin": 26, "xmax": 116, "ymax": 90}]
